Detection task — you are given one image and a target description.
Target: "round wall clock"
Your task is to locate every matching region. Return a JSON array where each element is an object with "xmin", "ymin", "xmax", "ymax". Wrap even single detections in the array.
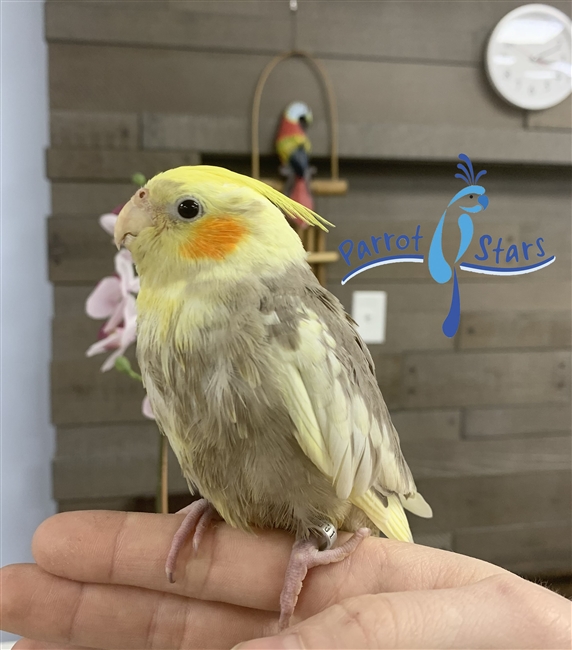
[{"xmin": 486, "ymin": 4, "xmax": 572, "ymax": 110}]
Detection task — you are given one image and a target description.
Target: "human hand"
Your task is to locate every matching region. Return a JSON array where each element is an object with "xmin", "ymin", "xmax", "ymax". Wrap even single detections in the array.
[{"xmin": 1, "ymin": 510, "xmax": 570, "ymax": 649}]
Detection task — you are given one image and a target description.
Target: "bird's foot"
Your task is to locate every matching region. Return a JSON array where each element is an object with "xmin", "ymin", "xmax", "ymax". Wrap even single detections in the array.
[
  {"xmin": 278, "ymin": 526, "xmax": 370, "ymax": 631},
  {"xmin": 165, "ymin": 498, "xmax": 217, "ymax": 583}
]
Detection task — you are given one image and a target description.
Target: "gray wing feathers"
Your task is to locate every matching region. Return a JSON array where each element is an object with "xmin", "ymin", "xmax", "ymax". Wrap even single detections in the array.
[{"xmin": 262, "ymin": 267, "xmax": 418, "ymax": 500}]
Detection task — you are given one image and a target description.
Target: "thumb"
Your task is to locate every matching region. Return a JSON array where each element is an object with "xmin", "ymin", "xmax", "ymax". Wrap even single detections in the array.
[
  {"xmin": 232, "ymin": 591, "xmax": 426, "ymax": 649},
  {"xmin": 232, "ymin": 576, "xmax": 563, "ymax": 649}
]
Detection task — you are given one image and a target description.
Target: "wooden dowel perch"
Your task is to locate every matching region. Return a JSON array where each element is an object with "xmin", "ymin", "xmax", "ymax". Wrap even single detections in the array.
[
  {"xmin": 307, "ymin": 251, "xmax": 339, "ymax": 264},
  {"xmin": 261, "ymin": 178, "xmax": 348, "ymax": 195}
]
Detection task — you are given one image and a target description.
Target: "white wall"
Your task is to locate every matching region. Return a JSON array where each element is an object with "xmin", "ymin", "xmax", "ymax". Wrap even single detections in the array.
[{"xmin": 1, "ymin": 1, "xmax": 55, "ymax": 642}]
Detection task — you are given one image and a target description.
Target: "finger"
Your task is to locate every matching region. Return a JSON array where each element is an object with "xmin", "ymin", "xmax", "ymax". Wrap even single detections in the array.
[
  {"xmin": 236, "ymin": 575, "xmax": 572, "ymax": 649},
  {"xmin": 33, "ymin": 511, "xmax": 506, "ymax": 616},
  {"xmin": 13, "ymin": 640, "xmax": 95, "ymax": 650},
  {"xmin": 1, "ymin": 563, "xmax": 276, "ymax": 650}
]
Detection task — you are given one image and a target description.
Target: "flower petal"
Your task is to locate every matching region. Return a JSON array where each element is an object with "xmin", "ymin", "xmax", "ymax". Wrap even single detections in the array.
[
  {"xmin": 130, "ymin": 275, "xmax": 140, "ymax": 294},
  {"xmin": 102, "ymin": 300, "xmax": 126, "ymax": 334},
  {"xmin": 142, "ymin": 396, "xmax": 155, "ymax": 419},
  {"xmin": 100, "ymin": 347, "xmax": 124, "ymax": 372},
  {"xmin": 86, "ymin": 330, "xmax": 122, "ymax": 357},
  {"xmin": 119, "ymin": 319, "xmax": 137, "ymax": 352},
  {"xmin": 123, "ymin": 294, "xmax": 138, "ymax": 321},
  {"xmin": 99, "ymin": 213, "xmax": 118, "ymax": 236},
  {"xmin": 86, "ymin": 277, "xmax": 122, "ymax": 319},
  {"xmin": 115, "ymin": 249, "xmax": 139, "ymax": 296}
]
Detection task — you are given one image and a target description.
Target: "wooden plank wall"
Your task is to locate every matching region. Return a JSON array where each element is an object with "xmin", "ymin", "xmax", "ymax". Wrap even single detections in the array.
[{"xmin": 47, "ymin": 0, "xmax": 571, "ymax": 577}]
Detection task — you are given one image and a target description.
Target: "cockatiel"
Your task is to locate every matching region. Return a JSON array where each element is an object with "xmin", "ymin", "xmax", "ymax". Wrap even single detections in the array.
[
  {"xmin": 276, "ymin": 101, "xmax": 314, "ymax": 227},
  {"xmin": 114, "ymin": 166, "xmax": 432, "ymax": 629}
]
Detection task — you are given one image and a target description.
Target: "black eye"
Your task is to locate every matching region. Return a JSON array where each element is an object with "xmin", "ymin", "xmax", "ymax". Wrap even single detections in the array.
[
  {"xmin": 469, "ymin": 194, "xmax": 474, "ymax": 199},
  {"xmin": 177, "ymin": 199, "xmax": 201, "ymax": 220}
]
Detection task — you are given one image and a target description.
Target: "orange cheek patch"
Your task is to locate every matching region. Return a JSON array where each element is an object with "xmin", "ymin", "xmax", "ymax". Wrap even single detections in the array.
[{"xmin": 179, "ymin": 216, "xmax": 247, "ymax": 261}]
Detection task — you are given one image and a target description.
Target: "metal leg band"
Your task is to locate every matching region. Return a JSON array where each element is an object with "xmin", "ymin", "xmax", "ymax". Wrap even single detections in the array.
[{"xmin": 315, "ymin": 521, "xmax": 337, "ymax": 551}]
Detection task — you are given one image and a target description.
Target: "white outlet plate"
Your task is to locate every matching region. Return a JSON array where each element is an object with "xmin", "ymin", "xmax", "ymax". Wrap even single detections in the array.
[{"xmin": 351, "ymin": 291, "xmax": 387, "ymax": 344}]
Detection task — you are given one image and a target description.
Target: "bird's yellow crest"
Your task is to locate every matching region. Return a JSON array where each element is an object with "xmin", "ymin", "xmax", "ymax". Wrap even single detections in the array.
[{"xmin": 150, "ymin": 166, "xmax": 332, "ymax": 231}]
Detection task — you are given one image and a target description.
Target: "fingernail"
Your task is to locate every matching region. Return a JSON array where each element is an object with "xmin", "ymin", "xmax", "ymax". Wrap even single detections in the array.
[{"xmin": 232, "ymin": 634, "xmax": 303, "ymax": 649}]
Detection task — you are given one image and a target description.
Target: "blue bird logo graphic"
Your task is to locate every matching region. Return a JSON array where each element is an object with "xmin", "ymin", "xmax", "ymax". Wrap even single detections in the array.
[{"xmin": 429, "ymin": 154, "xmax": 489, "ymax": 337}]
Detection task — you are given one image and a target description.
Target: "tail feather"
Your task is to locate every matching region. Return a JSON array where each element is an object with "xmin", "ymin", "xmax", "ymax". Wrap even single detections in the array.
[
  {"xmin": 399, "ymin": 492, "xmax": 433, "ymax": 518},
  {"xmin": 351, "ymin": 490, "xmax": 413, "ymax": 542}
]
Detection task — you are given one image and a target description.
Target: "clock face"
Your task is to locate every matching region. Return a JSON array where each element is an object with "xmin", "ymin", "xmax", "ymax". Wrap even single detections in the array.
[{"xmin": 486, "ymin": 4, "xmax": 572, "ymax": 110}]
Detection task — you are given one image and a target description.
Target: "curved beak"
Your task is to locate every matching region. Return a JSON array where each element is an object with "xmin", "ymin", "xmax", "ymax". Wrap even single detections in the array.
[
  {"xmin": 478, "ymin": 194, "xmax": 489, "ymax": 210},
  {"xmin": 114, "ymin": 191, "xmax": 154, "ymax": 249}
]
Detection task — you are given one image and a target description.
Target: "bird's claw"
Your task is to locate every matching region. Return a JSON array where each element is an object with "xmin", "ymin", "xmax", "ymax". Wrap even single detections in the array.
[
  {"xmin": 278, "ymin": 527, "xmax": 370, "ymax": 631},
  {"xmin": 164, "ymin": 498, "xmax": 216, "ymax": 583}
]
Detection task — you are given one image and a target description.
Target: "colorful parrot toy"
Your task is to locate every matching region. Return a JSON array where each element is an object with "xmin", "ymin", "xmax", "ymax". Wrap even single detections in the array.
[
  {"xmin": 114, "ymin": 166, "xmax": 432, "ymax": 630},
  {"xmin": 275, "ymin": 101, "xmax": 315, "ymax": 228}
]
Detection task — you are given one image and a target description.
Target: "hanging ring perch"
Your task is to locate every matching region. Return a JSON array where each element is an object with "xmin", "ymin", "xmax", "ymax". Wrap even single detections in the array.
[{"xmin": 251, "ymin": 49, "xmax": 347, "ymax": 196}]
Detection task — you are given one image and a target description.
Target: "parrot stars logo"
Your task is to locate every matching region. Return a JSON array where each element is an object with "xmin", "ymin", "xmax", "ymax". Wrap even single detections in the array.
[{"xmin": 339, "ymin": 153, "xmax": 556, "ymax": 338}]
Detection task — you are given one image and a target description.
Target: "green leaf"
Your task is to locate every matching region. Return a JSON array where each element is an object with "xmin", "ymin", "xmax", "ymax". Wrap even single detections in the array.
[
  {"xmin": 114, "ymin": 355, "xmax": 143, "ymax": 382},
  {"xmin": 132, "ymin": 172, "xmax": 147, "ymax": 187}
]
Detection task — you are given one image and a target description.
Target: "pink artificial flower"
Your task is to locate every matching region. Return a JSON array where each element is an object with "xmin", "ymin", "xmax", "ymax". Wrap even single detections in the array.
[
  {"xmin": 99, "ymin": 212, "xmax": 118, "ymax": 236},
  {"xmin": 86, "ymin": 294, "xmax": 137, "ymax": 371},
  {"xmin": 86, "ymin": 248, "xmax": 139, "ymax": 333},
  {"xmin": 85, "ymin": 242, "xmax": 140, "ymax": 371},
  {"xmin": 142, "ymin": 396, "xmax": 155, "ymax": 419},
  {"xmin": 86, "ymin": 276, "xmax": 122, "ymax": 321}
]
